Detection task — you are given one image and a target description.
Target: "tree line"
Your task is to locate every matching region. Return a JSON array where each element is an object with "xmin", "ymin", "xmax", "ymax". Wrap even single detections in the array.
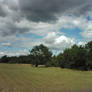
[{"xmin": 0, "ymin": 41, "xmax": 92, "ymax": 71}]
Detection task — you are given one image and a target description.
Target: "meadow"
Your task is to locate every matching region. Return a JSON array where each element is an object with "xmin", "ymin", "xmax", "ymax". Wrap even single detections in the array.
[{"xmin": 0, "ymin": 64, "xmax": 92, "ymax": 92}]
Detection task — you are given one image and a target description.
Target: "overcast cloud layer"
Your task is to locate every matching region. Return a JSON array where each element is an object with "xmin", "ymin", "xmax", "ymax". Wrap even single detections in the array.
[{"xmin": 0, "ymin": 0, "xmax": 92, "ymax": 56}]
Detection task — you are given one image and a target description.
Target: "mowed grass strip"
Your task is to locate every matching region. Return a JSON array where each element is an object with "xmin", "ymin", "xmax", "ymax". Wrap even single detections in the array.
[{"xmin": 0, "ymin": 64, "xmax": 92, "ymax": 92}]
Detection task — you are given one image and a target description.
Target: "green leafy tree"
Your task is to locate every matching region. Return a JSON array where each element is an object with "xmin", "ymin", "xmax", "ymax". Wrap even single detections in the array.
[
  {"xmin": 85, "ymin": 41, "xmax": 92, "ymax": 70},
  {"xmin": 71, "ymin": 45, "xmax": 87, "ymax": 70},
  {"xmin": 30, "ymin": 44, "xmax": 52, "ymax": 67},
  {"xmin": 57, "ymin": 45, "xmax": 87, "ymax": 70},
  {"xmin": 46, "ymin": 55, "xmax": 59, "ymax": 67},
  {"xmin": 57, "ymin": 48, "xmax": 73, "ymax": 68},
  {"xmin": 1, "ymin": 55, "xmax": 9, "ymax": 63}
]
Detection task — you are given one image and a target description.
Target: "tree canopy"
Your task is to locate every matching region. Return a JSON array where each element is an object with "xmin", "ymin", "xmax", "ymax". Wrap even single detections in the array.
[
  {"xmin": 0, "ymin": 41, "xmax": 92, "ymax": 71},
  {"xmin": 30, "ymin": 44, "xmax": 52, "ymax": 67}
]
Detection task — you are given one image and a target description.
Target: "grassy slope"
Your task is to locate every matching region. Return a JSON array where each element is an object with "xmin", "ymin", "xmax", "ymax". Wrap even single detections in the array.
[{"xmin": 0, "ymin": 64, "xmax": 92, "ymax": 92}]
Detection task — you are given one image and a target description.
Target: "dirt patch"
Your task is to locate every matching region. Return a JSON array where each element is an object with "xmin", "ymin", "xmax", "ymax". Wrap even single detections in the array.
[
  {"xmin": 21, "ymin": 64, "xmax": 33, "ymax": 66},
  {"xmin": 38, "ymin": 65, "xmax": 45, "ymax": 68}
]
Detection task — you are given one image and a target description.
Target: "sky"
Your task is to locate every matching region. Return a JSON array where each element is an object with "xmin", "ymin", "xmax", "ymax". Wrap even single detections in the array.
[{"xmin": 0, "ymin": 0, "xmax": 92, "ymax": 56}]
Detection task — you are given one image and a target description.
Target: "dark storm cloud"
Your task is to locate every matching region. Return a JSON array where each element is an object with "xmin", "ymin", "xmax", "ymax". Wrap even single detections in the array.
[
  {"xmin": 1, "ymin": 27, "xmax": 30, "ymax": 37},
  {"xmin": 0, "ymin": 0, "xmax": 92, "ymax": 22},
  {"xmin": 0, "ymin": 4, "xmax": 7, "ymax": 17},
  {"xmin": 0, "ymin": 0, "xmax": 92, "ymax": 36},
  {"xmin": 73, "ymin": 4, "xmax": 92, "ymax": 16},
  {"xmin": 0, "ymin": 18, "xmax": 30, "ymax": 37},
  {"xmin": 19, "ymin": 0, "xmax": 92, "ymax": 22},
  {"xmin": 3, "ymin": 0, "xmax": 19, "ymax": 11}
]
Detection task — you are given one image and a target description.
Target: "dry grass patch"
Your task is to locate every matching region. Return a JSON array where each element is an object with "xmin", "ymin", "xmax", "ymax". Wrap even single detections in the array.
[{"xmin": 0, "ymin": 64, "xmax": 92, "ymax": 92}]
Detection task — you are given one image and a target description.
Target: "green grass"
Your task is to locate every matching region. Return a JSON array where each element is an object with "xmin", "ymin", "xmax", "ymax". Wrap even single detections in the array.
[{"xmin": 0, "ymin": 64, "xmax": 92, "ymax": 92}]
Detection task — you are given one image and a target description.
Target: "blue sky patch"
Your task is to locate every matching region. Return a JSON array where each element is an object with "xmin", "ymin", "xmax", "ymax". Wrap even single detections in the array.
[{"xmin": 60, "ymin": 27, "xmax": 84, "ymax": 40}]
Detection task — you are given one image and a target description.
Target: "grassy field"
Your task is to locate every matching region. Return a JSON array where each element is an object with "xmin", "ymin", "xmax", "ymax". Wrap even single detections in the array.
[{"xmin": 0, "ymin": 64, "xmax": 92, "ymax": 92}]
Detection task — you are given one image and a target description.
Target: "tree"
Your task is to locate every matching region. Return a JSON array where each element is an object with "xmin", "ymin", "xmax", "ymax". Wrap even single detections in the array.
[
  {"xmin": 71, "ymin": 45, "xmax": 87, "ymax": 70},
  {"xmin": 30, "ymin": 44, "xmax": 52, "ymax": 67},
  {"xmin": 85, "ymin": 41, "xmax": 92, "ymax": 50},
  {"xmin": 85, "ymin": 41, "xmax": 92, "ymax": 70},
  {"xmin": 1, "ymin": 55, "xmax": 9, "ymax": 63},
  {"xmin": 46, "ymin": 55, "xmax": 59, "ymax": 67},
  {"xmin": 57, "ymin": 48, "xmax": 74, "ymax": 69},
  {"xmin": 57, "ymin": 45, "xmax": 88, "ymax": 70}
]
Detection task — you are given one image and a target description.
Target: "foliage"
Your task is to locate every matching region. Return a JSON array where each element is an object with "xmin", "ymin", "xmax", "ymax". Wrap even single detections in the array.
[
  {"xmin": 0, "ymin": 41, "xmax": 92, "ymax": 71},
  {"xmin": 57, "ymin": 45, "xmax": 88, "ymax": 70},
  {"xmin": 46, "ymin": 56, "xmax": 59, "ymax": 67},
  {"xmin": 30, "ymin": 44, "xmax": 52, "ymax": 67}
]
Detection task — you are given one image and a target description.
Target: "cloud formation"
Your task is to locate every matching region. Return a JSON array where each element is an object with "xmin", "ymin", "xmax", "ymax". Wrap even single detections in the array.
[
  {"xmin": 1, "ymin": 0, "xmax": 92, "ymax": 22},
  {"xmin": 0, "ymin": 0, "xmax": 92, "ymax": 56},
  {"xmin": 44, "ymin": 32, "xmax": 75, "ymax": 51},
  {"xmin": 0, "ymin": 49, "xmax": 29, "ymax": 57},
  {"xmin": 0, "ymin": 0, "xmax": 92, "ymax": 36},
  {"xmin": 19, "ymin": 0, "xmax": 92, "ymax": 22}
]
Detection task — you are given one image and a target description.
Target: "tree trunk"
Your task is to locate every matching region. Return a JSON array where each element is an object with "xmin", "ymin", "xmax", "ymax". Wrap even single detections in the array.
[{"xmin": 35, "ymin": 63, "xmax": 38, "ymax": 67}]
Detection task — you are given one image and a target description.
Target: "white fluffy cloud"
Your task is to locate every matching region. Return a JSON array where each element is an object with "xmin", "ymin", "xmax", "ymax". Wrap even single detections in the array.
[
  {"xmin": 0, "ymin": 49, "xmax": 29, "ymax": 57},
  {"xmin": 0, "ymin": 14, "xmax": 91, "ymax": 56},
  {"xmin": 78, "ymin": 41, "xmax": 86, "ymax": 46},
  {"xmin": 1, "ymin": 42, "xmax": 11, "ymax": 47},
  {"xmin": 44, "ymin": 32, "xmax": 75, "ymax": 51},
  {"xmin": 80, "ymin": 20, "xmax": 92, "ymax": 38},
  {"xmin": 14, "ymin": 15, "xmax": 92, "ymax": 39}
]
